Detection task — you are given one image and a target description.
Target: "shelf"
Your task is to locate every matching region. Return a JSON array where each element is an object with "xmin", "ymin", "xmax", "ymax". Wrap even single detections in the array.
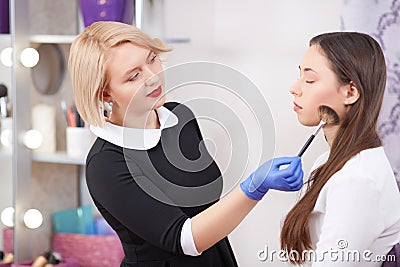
[
  {"xmin": 164, "ymin": 38, "xmax": 190, "ymax": 44},
  {"xmin": 29, "ymin": 34, "xmax": 189, "ymax": 44},
  {"xmin": 32, "ymin": 151, "xmax": 86, "ymax": 165},
  {"xmin": 30, "ymin": 34, "xmax": 77, "ymax": 44},
  {"xmin": 1, "ymin": 150, "xmax": 85, "ymax": 164}
]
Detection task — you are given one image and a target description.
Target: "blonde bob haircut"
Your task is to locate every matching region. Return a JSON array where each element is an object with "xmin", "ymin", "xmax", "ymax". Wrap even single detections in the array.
[{"xmin": 68, "ymin": 21, "xmax": 172, "ymax": 127}]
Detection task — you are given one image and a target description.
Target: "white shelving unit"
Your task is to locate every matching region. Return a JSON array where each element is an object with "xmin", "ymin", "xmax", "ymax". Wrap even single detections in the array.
[
  {"xmin": 32, "ymin": 151, "xmax": 85, "ymax": 165},
  {"xmin": 30, "ymin": 34, "xmax": 76, "ymax": 44},
  {"xmin": 0, "ymin": 151, "xmax": 85, "ymax": 165}
]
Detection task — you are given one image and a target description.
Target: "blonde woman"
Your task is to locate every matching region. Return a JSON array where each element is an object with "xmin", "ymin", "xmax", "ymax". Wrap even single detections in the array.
[{"xmin": 69, "ymin": 21, "xmax": 303, "ymax": 267}]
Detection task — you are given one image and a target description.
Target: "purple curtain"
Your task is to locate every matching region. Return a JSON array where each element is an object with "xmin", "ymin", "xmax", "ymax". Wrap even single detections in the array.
[
  {"xmin": 341, "ymin": 0, "xmax": 400, "ymax": 188},
  {"xmin": 0, "ymin": 0, "xmax": 10, "ymax": 34},
  {"xmin": 79, "ymin": 0, "xmax": 134, "ymax": 27}
]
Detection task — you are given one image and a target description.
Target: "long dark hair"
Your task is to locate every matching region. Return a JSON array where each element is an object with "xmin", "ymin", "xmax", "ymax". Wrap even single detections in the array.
[{"xmin": 280, "ymin": 32, "xmax": 386, "ymax": 265}]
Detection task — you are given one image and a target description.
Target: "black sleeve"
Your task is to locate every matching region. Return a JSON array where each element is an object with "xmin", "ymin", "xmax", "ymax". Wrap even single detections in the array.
[{"xmin": 86, "ymin": 150, "xmax": 189, "ymax": 255}]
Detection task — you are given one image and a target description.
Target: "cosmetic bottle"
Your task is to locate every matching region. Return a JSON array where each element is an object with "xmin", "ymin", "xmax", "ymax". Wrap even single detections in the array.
[
  {"xmin": 31, "ymin": 251, "xmax": 51, "ymax": 267},
  {"xmin": 2, "ymin": 252, "xmax": 14, "ymax": 263},
  {"xmin": 0, "ymin": 84, "xmax": 9, "ymax": 118},
  {"xmin": 43, "ymin": 252, "xmax": 60, "ymax": 267}
]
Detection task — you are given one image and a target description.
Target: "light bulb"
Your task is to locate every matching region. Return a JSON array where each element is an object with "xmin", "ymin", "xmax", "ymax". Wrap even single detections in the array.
[
  {"xmin": 23, "ymin": 208, "xmax": 43, "ymax": 229},
  {"xmin": 1, "ymin": 207, "xmax": 15, "ymax": 227},
  {"xmin": 23, "ymin": 129, "xmax": 43, "ymax": 149},
  {"xmin": 0, "ymin": 47, "xmax": 13, "ymax": 67},
  {"xmin": 0, "ymin": 128, "xmax": 12, "ymax": 147},
  {"xmin": 20, "ymin": 47, "xmax": 39, "ymax": 68}
]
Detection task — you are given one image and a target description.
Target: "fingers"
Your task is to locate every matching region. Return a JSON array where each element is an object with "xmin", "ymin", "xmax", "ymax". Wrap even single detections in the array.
[
  {"xmin": 287, "ymin": 165, "xmax": 304, "ymax": 190},
  {"xmin": 275, "ymin": 157, "xmax": 303, "ymax": 191},
  {"xmin": 274, "ymin": 156, "xmax": 302, "ymax": 179},
  {"xmin": 270, "ymin": 156, "xmax": 300, "ymax": 169}
]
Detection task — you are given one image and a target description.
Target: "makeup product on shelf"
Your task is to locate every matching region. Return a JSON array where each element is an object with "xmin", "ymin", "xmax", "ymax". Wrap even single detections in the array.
[
  {"xmin": 1, "ymin": 252, "xmax": 13, "ymax": 263},
  {"xmin": 297, "ymin": 105, "xmax": 339, "ymax": 157},
  {"xmin": 31, "ymin": 251, "xmax": 51, "ymax": 267},
  {"xmin": 0, "ymin": 250, "xmax": 4, "ymax": 261},
  {"xmin": 0, "ymin": 84, "xmax": 9, "ymax": 118},
  {"xmin": 43, "ymin": 251, "xmax": 61, "ymax": 267},
  {"xmin": 31, "ymin": 103, "xmax": 56, "ymax": 154}
]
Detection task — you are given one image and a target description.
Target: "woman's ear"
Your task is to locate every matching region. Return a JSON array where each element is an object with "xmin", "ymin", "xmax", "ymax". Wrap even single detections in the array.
[
  {"xmin": 343, "ymin": 81, "xmax": 360, "ymax": 105},
  {"xmin": 102, "ymin": 89, "xmax": 112, "ymax": 103}
]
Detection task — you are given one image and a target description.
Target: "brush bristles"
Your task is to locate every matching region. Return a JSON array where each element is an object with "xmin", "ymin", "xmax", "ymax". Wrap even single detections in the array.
[{"xmin": 318, "ymin": 105, "xmax": 339, "ymax": 125}]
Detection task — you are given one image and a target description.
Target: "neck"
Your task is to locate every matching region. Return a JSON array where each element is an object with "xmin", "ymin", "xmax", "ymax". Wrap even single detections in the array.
[
  {"xmin": 109, "ymin": 109, "xmax": 160, "ymax": 129},
  {"xmin": 323, "ymin": 124, "xmax": 340, "ymax": 148}
]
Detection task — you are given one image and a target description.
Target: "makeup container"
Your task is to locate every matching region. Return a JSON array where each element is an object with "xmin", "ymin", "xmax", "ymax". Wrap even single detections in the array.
[
  {"xmin": 31, "ymin": 251, "xmax": 51, "ymax": 267},
  {"xmin": 0, "ymin": 84, "xmax": 9, "ymax": 118},
  {"xmin": 31, "ymin": 103, "xmax": 56, "ymax": 153}
]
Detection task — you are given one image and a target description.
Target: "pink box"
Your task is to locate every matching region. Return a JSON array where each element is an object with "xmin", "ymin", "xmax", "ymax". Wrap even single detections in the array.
[
  {"xmin": 2, "ymin": 227, "xmax": 13, "ymax": 253},
  {"xmin": 11, "ymin": 258, "xmax": 79, "ymax": 267},
  {"xmin": 52, "ymin": 233, "xmax": 124, "ymax": 267},
  {"xmin": 0, "ymin": 263, "xmax": 11, "ymax": 267}
]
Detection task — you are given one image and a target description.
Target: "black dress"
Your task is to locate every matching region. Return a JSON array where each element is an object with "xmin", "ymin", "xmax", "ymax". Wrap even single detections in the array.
[{"xmin": 86, "ymin": 102, "xmax": 238, "ymax": 267}]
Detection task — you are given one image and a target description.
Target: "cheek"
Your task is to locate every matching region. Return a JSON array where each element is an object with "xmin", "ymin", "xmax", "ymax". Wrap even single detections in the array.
[{"xmin": 299, "ymin": 87, "xmax": 339, "ymax": 126}]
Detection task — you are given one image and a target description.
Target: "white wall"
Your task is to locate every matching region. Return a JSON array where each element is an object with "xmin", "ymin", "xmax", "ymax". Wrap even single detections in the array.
[{"xmin": 148, "ymin": 1, "xmax": 342, "ymax": 266}]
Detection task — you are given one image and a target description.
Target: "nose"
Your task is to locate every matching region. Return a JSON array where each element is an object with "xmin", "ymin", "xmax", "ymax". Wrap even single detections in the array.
[
  {"xmin": 289, "ymin": 81, "xmax": 302, "ymax": 97},
  {"xmin": 144, "ymin": 66, "xmax": 159, "ymax": 87}
]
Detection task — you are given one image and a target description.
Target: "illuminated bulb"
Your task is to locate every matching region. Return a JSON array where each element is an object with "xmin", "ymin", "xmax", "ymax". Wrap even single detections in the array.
[
  {"xmin": 23, "ymin": 129, "xmax": 42, "ymax": 149},
  {"xmin": 1, "ymin": 207, "xmax": 15, "ymax": 227},
  {"xmin": 23, "ymin": 209, "xmax": 43, "ymax": 229},
  {"xmin": 0, "ymin": 128, "xmax": 12, "ymax": 147},
  {"xmin": 20, "ymin": 47, "xmax": 39, "ymax": 68},
  {"xmin": 0, "ymin": 47, "xmax": 13, "ymax": 67}
]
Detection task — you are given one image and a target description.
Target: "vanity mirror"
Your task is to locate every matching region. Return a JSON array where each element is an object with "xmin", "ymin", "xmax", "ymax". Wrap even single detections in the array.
[
  {"xmin": 0, "ymin": 31, "xmax": 13, "ymax": 258},
  {"xmin": 31, "ymin": 43, "xmax": 65, "ymax": 95}
]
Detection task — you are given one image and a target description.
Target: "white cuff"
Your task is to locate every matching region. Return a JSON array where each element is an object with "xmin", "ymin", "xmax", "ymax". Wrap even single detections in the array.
[{"xmin": 180, "ymin": 218, "xmax": 202, "ymax": 256}]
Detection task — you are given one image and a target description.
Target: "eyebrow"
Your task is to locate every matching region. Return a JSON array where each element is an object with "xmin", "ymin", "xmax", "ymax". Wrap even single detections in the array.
[
  {"xmin": 122, "ymin": 50, "xmax": 153, "ymax": 79},
  {"xmin": 298, "ymin": 65, "xmax": 318, "ymax": 73}
]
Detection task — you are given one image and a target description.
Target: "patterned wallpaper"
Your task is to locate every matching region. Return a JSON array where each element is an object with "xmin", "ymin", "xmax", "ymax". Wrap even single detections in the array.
[{"xmin": 341, "ymin": 0, "xmax": 400, "ymax": 186}]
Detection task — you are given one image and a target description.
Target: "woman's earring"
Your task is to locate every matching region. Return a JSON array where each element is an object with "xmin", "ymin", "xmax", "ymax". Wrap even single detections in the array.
[
  {"xmin": 344, "ymin": 100, "xmax": 349, "ymax": 105},
  {"xmin": 104, "ymin": 101, "xmax": 113, "ymax": 116}
]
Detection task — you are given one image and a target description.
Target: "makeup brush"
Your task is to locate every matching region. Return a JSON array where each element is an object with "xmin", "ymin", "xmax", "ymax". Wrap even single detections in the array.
[{"xmin": 297, "ymin": 105, "xmax": 339, "ymax": 157}]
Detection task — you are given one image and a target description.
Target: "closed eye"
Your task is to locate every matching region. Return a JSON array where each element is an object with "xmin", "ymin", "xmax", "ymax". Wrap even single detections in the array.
[
  {"xmin": 128, "ymin": 72, "xmax": 140, "ymax": 81},
  {"xmin": 149, "ymin": 53, "xmax": 157, "ymax": 64}
]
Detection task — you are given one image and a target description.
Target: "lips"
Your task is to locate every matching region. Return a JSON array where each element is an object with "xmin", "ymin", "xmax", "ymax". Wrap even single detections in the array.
[
  {"xmin": 293, "ymin": 101, "xmax": 303, "ymax": 111},
  {"xmin": 146, "ymin": 86, "xmax": 162, "ymax": 98}
]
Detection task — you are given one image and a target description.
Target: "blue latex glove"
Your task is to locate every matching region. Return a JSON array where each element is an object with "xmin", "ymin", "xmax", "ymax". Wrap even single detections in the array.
[{"xmin": 240, "ymin": 156, "xmax": 303, "ymax": 201}]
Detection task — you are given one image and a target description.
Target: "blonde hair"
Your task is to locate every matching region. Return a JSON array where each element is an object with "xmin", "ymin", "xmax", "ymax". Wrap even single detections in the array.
[{"xmin": 68, "ymin": 21, "xmax": 172, "ymax": 127}]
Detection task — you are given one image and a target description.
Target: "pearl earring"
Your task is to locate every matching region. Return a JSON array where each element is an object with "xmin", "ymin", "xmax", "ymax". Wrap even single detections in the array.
[{"xmin": 104, "ymin": 101, "xmax": 113, "ymax": 116}]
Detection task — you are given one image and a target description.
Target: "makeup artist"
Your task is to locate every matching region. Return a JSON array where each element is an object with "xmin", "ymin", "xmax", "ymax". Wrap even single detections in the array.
[{"xmin": 68, "ymin": 21, "xmax": 303, "ymax": 267}]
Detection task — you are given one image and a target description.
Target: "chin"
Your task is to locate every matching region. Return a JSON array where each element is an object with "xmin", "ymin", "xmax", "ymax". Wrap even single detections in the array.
[
  {"xmin": 298, "ymin": 116, "xmax": 320, "ymax": 127},
  {"xmin": 153, "ymin": 96, "xmax": 166, "ymax": 109}
]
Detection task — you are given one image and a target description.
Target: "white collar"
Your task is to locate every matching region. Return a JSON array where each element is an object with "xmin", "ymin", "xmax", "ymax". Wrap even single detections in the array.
[{"xmin": 90, "ymin": 106, "xmax": 179, "ymax": 150}]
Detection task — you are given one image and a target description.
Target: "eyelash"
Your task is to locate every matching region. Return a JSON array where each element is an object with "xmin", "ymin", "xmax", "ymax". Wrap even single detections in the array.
[
  {"xmin": 305, "ymin": 81, "xmax": 314, "ymax": 84},
  {"xmin": 128, "ymin": 53, "xmax": 158, "ymax": 82}
]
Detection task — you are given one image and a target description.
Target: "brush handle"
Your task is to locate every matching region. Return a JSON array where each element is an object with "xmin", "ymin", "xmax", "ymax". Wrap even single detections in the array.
[{"xmin": 297, "ymin": 134, "xmax": 316, "ymax": 157}]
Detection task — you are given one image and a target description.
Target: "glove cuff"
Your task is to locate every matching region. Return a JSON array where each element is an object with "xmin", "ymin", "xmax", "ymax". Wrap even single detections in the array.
[{"xmin": 239, "ymin": 180, "xmax": 268, "ymax": 201}]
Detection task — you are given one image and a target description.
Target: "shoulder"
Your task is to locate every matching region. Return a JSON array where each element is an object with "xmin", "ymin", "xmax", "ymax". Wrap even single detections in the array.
[
  {"xmin": 323, "ymin": 147, "xmax": 393, "ymax": 195},
  {"xmin": 86, "ymin": 139, "xmax": 142, "ymax": 182}
]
